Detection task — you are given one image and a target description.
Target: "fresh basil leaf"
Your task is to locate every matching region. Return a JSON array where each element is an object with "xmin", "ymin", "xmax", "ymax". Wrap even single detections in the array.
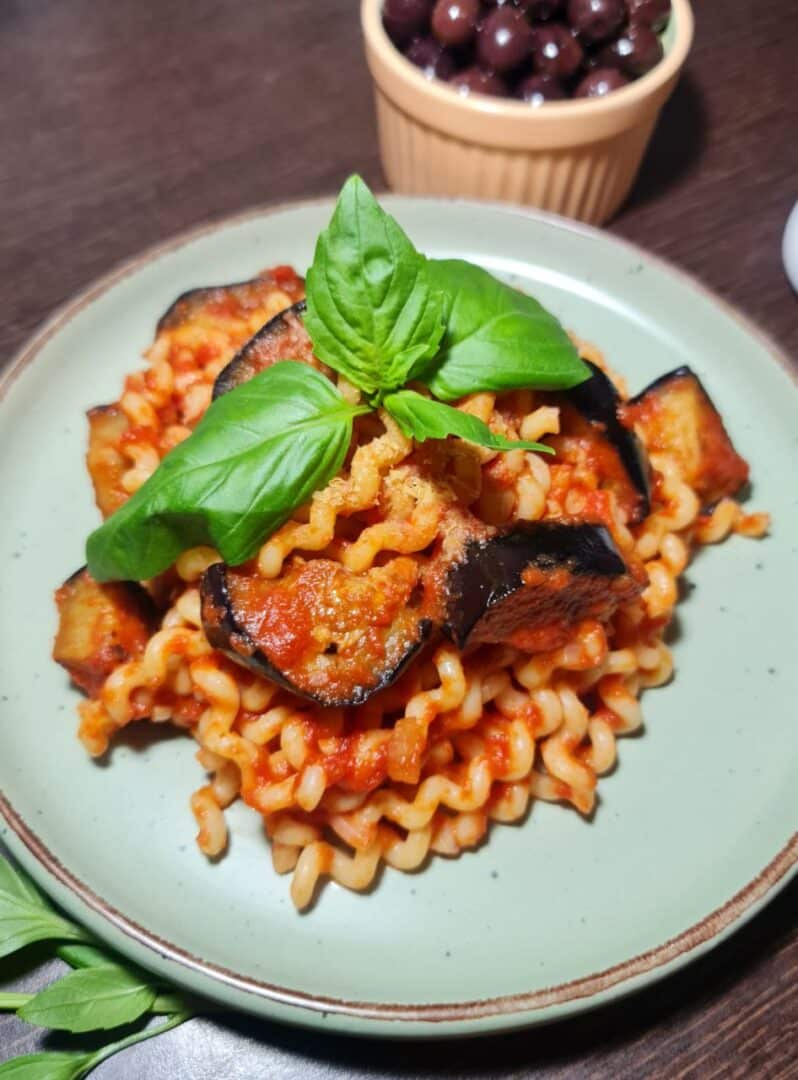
[
  {"xmin": 150, "ymin": 991, "xmax": 193, "ymax": 1015},
  {"xmin": 0, "ymin": 993, "xmax": 31, "ymax": 1010},
  {"xmin": 0, "ymin": 1052, "xmax": 93, "ymax": 1080},
  {"xmin": 57, "ymin": 943, "xmax": 155, "ymax": 992},
  {"xmin": 0, "ymin": 888, "xmax": 88, "ymax": 960},
  {"xmin": 305, "ymin": 175, "xmax": 444, "ymax": 395},
  {"xmin": 0, "ymin": 859, "xmax": 46, "ymax": 908},
  {"xmin": 17, "ymin": 966, "xmax": 156, "ymax": 1033},
  {"xmin": 421, "ymin": 258, "xmax": 589, "ymax": 400},
  {"xmin": 384, "ymin": 390, "xmax": 554, "ymax": 454},
  {"xmin": 87, "ymin": 361, "xmax": 366, "ymax": 581},
  {"xmin": 57, "ymin": 943, "xmax": 119, "ymax": 969}
]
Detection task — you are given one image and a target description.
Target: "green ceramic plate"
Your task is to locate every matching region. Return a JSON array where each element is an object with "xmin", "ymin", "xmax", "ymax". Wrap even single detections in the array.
[{"xmin": 1, "ymin": 198, "xmax": 796, "ymax": 1038}]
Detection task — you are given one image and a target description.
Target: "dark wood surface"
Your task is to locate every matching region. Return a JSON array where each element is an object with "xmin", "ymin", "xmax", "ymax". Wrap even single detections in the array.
[{"xmin": 1, "ymin": 0, "xmax": 796, "ymax": 1076}]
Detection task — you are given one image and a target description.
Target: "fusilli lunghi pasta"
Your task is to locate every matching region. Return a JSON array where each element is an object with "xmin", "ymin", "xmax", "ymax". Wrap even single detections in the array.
[{"xmin": 63, "ymin": 267, "xmax": 769, "ymax": 911}]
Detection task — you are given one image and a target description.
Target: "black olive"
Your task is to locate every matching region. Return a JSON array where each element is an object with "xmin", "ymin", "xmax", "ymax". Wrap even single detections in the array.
[
  {"xmin": 476, "ymin": 7, "xmax": 534, "ymax": 73},
  {"xmin": 448, "ymin": 64, "xmax": 510, "ymax": 96},
  {"xmin": 405, "ymin": 34, "xmax": 459, "ymax": 78},
  {"xmin": 567, "ymin": 0, "xmax": 625, "ymax": 44},
  {"xmin": 531, "ymin": 23, "xmax": 584, "ymax": 78},
  {"xmin": 574, "ymin": 65, "xmax": 629, "ymax": 95},
  {"xmin": 431, "ymin": 0, "xmax": 481, "ymax": 47},
  {"xmin": 383, "ymin": 0, "xmax": 434, "ymax": 47},
  {"xmin": 627, "ymin": 0, "xmax": 671, "ymax": 32},
  {"xmin": 516, "ymin": 71, "xmax": 567, "ymax": 104},
  {"xmin": 598, "ymin": 22, "xmax": 663, "ymax": 76}
]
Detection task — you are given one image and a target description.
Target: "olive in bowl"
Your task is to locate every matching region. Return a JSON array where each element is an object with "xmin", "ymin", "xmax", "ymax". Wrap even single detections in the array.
[
  {"xmin": 381, "ymin": 0, "xmax": 673, "ymax": 103},
  {"xmin": 361, "ymin": 0, "xmax": 693, "ymax": 223}
]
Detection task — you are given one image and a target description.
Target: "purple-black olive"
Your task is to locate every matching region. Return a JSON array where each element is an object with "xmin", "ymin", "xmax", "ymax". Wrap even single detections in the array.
[
  {"xmin": 449, "ymin": 64, "xmax": 510, "ymax": 96},
  {"xmin": 431, "ymin": 0, "xmax": 480, "ymax": 47},
  {"xmin": 566, "ymin": 0, "xmax": 625, "ymax": 43},
  {"xmin": 476, "ymin": 7, "xmax": 534, "ymax": 73},
  {"xmin": 383, "ymin": 0, "xmax": 434, "ymax": 46},
  {"xmin": 516, "ymin": 71, "xmax": 567, "ymax": 104},
  {"xmin": 380, "ymin": 0, "xmax": 668, "ymax": 102},
  {"xmin": 599, "ymin": 22, "xmax": 663, "ymax": 76},
  {"xmin": 531, "ymin": 23, "xmax": 584, "ymax": 78},
  {"xmin": 574, "ymin": 65, "xmax": 629, "ymax": 95},
  {"xmin": 627, "ymin": 0, "xmax": 671, "ymax": 32},
  {"xmin": 406, "ymin": 34, "xmax": 459, "ymax": 78}
]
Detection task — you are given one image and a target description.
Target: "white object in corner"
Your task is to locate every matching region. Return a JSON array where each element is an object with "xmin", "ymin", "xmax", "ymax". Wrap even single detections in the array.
[{"xmin": 782, "ymin": 201, "xmax": 798, "ymax": 293}]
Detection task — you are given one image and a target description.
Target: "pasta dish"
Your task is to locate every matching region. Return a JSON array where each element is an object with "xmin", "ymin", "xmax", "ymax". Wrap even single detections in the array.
[{"xmin": 53, "ymin": 181, "xmax": 767, "ymax": 911}]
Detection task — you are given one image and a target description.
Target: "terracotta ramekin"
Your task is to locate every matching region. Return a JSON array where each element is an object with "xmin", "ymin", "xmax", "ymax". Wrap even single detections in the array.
[{"xmin": 361, "ymin": 0, "xmax": 694, "ymax": 224}]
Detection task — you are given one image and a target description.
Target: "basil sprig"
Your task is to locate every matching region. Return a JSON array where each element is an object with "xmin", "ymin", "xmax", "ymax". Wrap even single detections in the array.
[
  {"xmin": 0, "ymin": 854, "xmax": 196, "ymax": 1078},
  {"xmin": 87, "ymin": 361, "xmax": 368, "ymax": 582},
  {"xmin": 16, "ymin": 966, "xmax": 156, "ymax": 1032},
  {"xmin": 0, "ymin": 860, "xmax": 89, "ymax": 960},
  {"xmin": 304, "ymin": 178, "xmax": 588, "ymax": 402},
  {"xmin": 384, "ymin": 390, "xmax": 554, "ymax": 454},
  {"xmin": 304, "ymin": 175, "xmax": 445, "ymax": 397},
  {"xmin": 86, "ymin": 176, "xmax": 591, "ymax": 582},
  {"xmin": 421, "ymin": 258, "xmax": 587, "ymax": 400}
]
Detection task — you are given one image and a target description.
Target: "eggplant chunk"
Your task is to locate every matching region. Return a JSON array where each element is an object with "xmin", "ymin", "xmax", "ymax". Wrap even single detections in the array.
[
  {"xmin": 443, "ymin": 522, "xmax": 643, "ymax": 652},
  {"xmin": 86, "ymin": 405, "xmax": 131, "ymax": 518},
  {"xmin": 53, "ymin": 568, "xmax": 157, "ymax": 697},
  {"xmin": 621, "ymin": 367, "xmax": 749, "ymax": 505},
  {"xmin": 212, "ymin": 301, "xmax": 321, "ymax": 399},
  {"xmin": 560, "ymin": 361, "xmax": 651, "ymax": 522},
  {"xmin": 156, "ymin": 272, "xmax": 302, "ymax": 334},
  {"xmin": 549, "ymin": 361, "xmax": 650, "ymax": 524},
  {"xmin": 201, "ymin": 558, "xmax": 432, "ymax": 707}
]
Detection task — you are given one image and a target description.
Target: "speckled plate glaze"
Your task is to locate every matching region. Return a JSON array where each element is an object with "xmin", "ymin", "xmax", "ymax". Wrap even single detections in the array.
[{"xmin": 1, "ymin": 198, "xmax": 796, "ymax": 1038}]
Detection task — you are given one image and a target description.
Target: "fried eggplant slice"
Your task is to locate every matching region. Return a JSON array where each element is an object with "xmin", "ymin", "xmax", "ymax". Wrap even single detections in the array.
[
  {"xmin": 443, "ymin": 521, "xmax": 644, "ymax": 652},
  {"xmin": 621, "ymin": 367, "xmax": 749, "ymax": 505},
  {"xmin": 201, "ymin": 558, "xmax": 432, "ymax": 708},
  {"xmin": 156, "ymin": 270, "xmax": 304, "ymax": 334},
  {"xmin": 558, "ymin": 360, "xmax": 651, "ymax": 522},
  {"xmin": 212, "ymin": 301, "xmax": 323, "ymax": 399},
  {"xmin": 86, "ymin": 405, "xmax": 131, "ymax": 518},
  {"xmin": 53, "ymin": 568, "xmax": 157, "ymax": 697}
]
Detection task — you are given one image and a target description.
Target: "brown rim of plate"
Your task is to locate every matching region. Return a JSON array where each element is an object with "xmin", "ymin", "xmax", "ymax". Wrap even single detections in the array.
[{"xmin": 1, "ymin": 196, "xmax": 796, "ymax": 1026}]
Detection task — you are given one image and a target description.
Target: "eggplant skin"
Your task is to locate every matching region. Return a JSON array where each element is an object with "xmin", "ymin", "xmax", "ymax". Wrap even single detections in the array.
[
  {"xmin": 212, "ymin": 301, "xmax": 317, "ymax": 400},
  {"xmin": 156, "ymin": 275, "xmax": 286, "ymax": 334},
  {"xmin": 443, "ymin": 522, "xmax": 643, "ymax": 651},
  {"xmin": 622, "ymin": 366, "xmax": 749, "ymax": 506},
  {"xmin": 53, "ymin": 567, "xmax": 157, "ymax": 697},
  {"xmin": 560, "ymin": 361, "xmax": 651, "ymax": 523},
  {"xmin": 200, "ymin": 561, "xmax": 432, "ymax": 708},
  {"xmin": 86, "ymin": 404, "xmax": 131, "ymax": 519}
]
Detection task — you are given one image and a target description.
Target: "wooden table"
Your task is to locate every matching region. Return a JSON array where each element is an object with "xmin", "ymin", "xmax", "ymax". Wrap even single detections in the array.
[{"xmin": 1, "ymin": 1, "xmax": 796, "ymax": 1075}]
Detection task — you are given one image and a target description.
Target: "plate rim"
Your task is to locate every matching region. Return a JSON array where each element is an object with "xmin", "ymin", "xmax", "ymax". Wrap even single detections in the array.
[{"xmin": 2, "ymin": 194, "xmax": 796, "ymax": 1032}]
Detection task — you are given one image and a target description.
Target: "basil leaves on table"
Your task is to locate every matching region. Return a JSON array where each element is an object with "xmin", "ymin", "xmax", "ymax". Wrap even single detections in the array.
[
  {"xmin": 16, "ymin": 966, "xmax": 156, "ymax": 1033},
  {"xmin": 0, "ymin": 854, "xmax": 195, "ymax": 1078},
  {"xmin": 86, "ymin": 175, "xmax": 591, "ymax": 581},
  {"xmin": 384, "ymin": 390, "xmax": 554, "ymax": 454},
  {"xmin": 87, "ymin": 361, "xmax": 368, "ymax": 582},
  {"xmin": 421, "ymin": 257, "xmax": 588, "ymax": 400},
  {"xmin": 0, "ymin": 1052, "xmax": 95, "ymax": 1080},
  {"xmin": 0, "ymin": 861, "xmax": 90, "ymax": 961},
  {"xmin": 305, "ymin": 175, "xmax": 445, "ymax": 397}
]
